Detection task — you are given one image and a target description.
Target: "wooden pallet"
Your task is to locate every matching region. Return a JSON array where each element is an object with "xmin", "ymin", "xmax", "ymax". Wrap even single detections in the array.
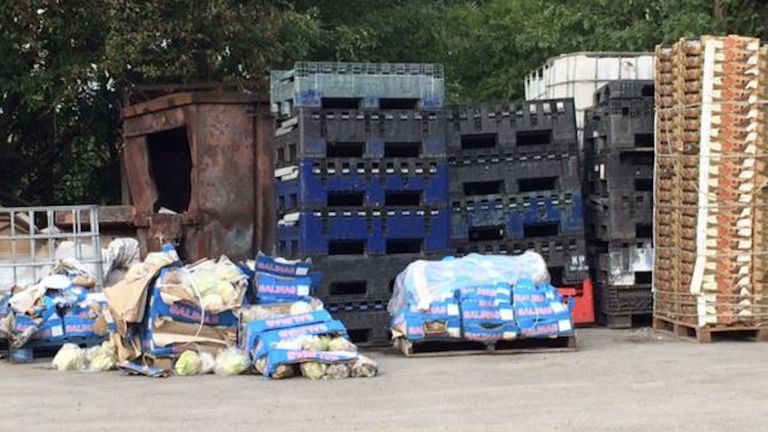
[
  {"xmin": 652, "ymin": 316, "xmax": 768, "ymax": 343},
  {"xmin": 393, "ymin": 335, "xmax": 577, "ymax": 358}
]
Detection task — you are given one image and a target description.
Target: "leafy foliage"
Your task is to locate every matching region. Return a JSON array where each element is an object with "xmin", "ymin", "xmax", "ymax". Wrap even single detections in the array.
[{"xmin": 1, "ymin": 0, "xmax": 767, "ymax": 205}]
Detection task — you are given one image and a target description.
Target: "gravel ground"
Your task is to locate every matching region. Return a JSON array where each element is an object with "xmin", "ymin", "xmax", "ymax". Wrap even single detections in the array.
[{"xmin": 2, "ymin": 327, "xmax": 768, "ymax": 432}]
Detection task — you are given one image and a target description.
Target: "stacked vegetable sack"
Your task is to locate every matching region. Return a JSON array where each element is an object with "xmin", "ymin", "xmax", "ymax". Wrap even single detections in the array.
[
  {"xmin": 49, "ymin": 248, "xmax": 377, "ymax": 379},
  {"xmin": 238, "ymin": 255, "xmax": 377, "ymax": 380}
]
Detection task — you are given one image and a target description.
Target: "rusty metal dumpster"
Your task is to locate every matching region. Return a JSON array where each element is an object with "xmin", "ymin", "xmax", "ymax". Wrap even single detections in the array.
[{"xmin": 122, "ymin": 91, "xmax": 274, "ymax": 261}]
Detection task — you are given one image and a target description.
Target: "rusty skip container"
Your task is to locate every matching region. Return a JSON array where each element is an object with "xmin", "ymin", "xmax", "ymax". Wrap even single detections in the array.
[{"xmin": 122, "ymin": 91, "xmax": 274, "ymax": 261}]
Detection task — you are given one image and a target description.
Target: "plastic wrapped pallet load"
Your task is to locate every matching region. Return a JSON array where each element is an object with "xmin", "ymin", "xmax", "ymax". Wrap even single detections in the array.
[
  {"xmin": 389, "ymin": 252, "xmax": 575, "ymax": 348},
  {"xmin": 654, "ymin": 35, "xmax": 768, "ymax": 331}
]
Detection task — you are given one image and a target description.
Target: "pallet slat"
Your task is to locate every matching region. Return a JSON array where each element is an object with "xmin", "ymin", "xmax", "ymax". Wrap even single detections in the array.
[{"xmin": 394, "ymin": 335, "xmax": 577, "ymax": 357}]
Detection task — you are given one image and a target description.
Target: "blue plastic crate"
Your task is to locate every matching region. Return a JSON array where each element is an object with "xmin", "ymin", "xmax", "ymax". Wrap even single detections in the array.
[
  {"xmin": 450, "ymin": 191, "xmax": 584, "ymax": 241},
  {"xmin": 276, "ymin": 158, "xmax": 449, "ymax": 210},
  {"xmin": 276, "ymin": 208, "xmax": 450, "ymax": 257}
]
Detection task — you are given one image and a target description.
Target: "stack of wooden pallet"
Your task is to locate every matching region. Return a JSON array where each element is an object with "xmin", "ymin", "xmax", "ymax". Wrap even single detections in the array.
[{"xmin": 654, "ymin": 35, "xmax": 768, "ymax": 339}]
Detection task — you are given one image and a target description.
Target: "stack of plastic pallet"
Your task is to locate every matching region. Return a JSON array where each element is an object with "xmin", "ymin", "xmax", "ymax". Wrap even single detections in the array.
[
  {"xmin": 447, "ymin": 99, "xmax": 588, "ymax": 287},
  {"xmin": 271, "ymin": 62, "xmax": 449, "ymax": 346},
  {"xmin": 654, "ymin": 35, "xmax": 768, "ymax": 340},
  {"xmin": 583, "ymin": 81, "xmax": 655, "ymax": 328}
]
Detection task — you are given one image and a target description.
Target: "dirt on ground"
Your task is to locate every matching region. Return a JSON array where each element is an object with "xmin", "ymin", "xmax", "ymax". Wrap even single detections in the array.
[{"xmin": 2, "ymin": 328, "xmax": 768, "ymax": 432}]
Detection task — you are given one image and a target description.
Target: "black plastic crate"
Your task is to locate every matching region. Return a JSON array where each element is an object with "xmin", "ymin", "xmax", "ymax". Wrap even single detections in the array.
[
  {"xmin": 583, "ymin": 149, "xmax": 654, "ymax": 197},
  {"xmin": 592, "ymin": 81, "xmax": 655, "ymax": 107},
  {"xmin": 446, "ymin": 99, "xmax": 577, "ymax": 158},
  {"xmin": 329, "ymin": 308, "xmax": 391, "ymax": 347},
  {"xmin": 452, "ymin": 235, "xmax": 588, "ymax": 286},
  {"xmin": 587, "ymin": 242, "xmax": 653, "ymax": 285},
  {"xmin": 584, "ymin": 101, "xmax": 654, "ymax": 154},
  {"xmin": 309, "ymin": 254, "xmax": 419, "ymax": 300},
  {"xmin": 449, "ymin": 153, "xmax": 581, "ymax": 198},
  {"xmin": 585, "ymin": 191, "xmax": 653, "ymax": 242},
  {"xmin": 594, "ymin": 282, "xmax": 653, "ymax": 327},
  {"xmin": 273, "ymin": 108, "xmax": 447, "ymax": 165}
]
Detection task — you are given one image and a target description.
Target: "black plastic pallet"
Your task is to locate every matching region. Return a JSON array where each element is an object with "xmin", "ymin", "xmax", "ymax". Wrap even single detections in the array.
[
  {"xmin": 449, "ymin": 154, "xmax": 581, "ymax": 197},
  {"xmin": 593, "ymin": 282, "xmax": 653, "ymax": 327},
  {"xmin": 583, "ymin": 149, "xmax": 654, "ymax": 197},
  {"xmin": 584, "ymin": 102, "xmax": 654, "ymax": 154},
  {"xmin": 596, "ymin": 311, "xmax": 652, "ymax": 329},
  {"xmin": 452, "ymin": 236, "xmax": 588, "ymax": 286},
  {"xmin": 273, "ymin": 108, "xmax": 447, "ymax": 165},
  {"xmin": 593, "ymin": 81, "xmax": 655, "ymax": 107},
  {"xmin": 587, "ymin": 242, "xmax": 653, "ymax": 288},
  {"xmin": 309, "ymin": 254, "xmax": 421, "ymax": 300},
  {"xmin": 329, "ymin": 309, "xmax": 391, "ymax": 347},
  {"xmin": 585, "ymin": 191, "xmax": 653, "ymax": 242},
  {"xmin": 445, "ymin": 99, "xmax": 578, "ymax": 159}
]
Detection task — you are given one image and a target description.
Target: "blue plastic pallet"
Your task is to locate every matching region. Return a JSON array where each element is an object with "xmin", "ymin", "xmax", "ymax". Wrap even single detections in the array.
[
  {"xmin": 277, "ymin": 208, "xmax": 450, "ymax": 256},
  {"xmin": 9, "ymin": 335, "xmax": 105, "ymax": 364},
  {"xmin": 276, "ymin": 158, "xmax": 449, "ymax": 210},
  {"xmin": 451, "ymin": 191, "xmax": 584, "ymax": 241}
]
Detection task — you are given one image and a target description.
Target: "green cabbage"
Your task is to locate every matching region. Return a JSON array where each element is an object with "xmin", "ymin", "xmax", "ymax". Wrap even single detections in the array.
[
  {"xmin": 201, "ymin": 293, "xmax": 225, "ymax": 311},
  {"xmin": 300, "ymin": 362, "xmax": 327, "ymax": 380},
  {"xmin": 272, "ymin": 364, "xmax": 297, "ymax": 380},
  {"xmin": 199, "ymin": 352, "xmax": 216, "ymax": 374},
  {"xmin": 190, "ymin": 268, "xmax": 219, "ymax": 296},
  {"xmin": 325, "ymin": 363, "xmax": 350, "ymax": 380},
  {"xmin": 328, "ymin": 337, "xmax": 357, "ymax": 353},
  {"xmin": 214, "ymin": 348, "xmax": 249, "ymax": 376},
  {"xmin": 254, "ymin": 357, "xmax": 267, "ymax": 375},
  {"xmin": 215, "ymin": 257, "xmax": 243, "ymax": 282},
  {"xmin": 86, "ymin": 341, "xmax": 117, "ymax": 371},
  {"xmin": 52, "ymin": 343, "xmax": 86, "ymax": 371},
  {"xmin": 289, "ymin": 301, "xmax": 313, "ymax": 315},
  {"xmin": 216, "ymin": 281, "xmax": 238, "ymax": 305},
  {"xmin": 301, "ymin": 335, "xmax": 330, "ymax": 352},
  {"xmin": 351, "ymin": 355, "xmax": 378, "ymax": 378},
  {"xmin": 175, "ymin": 350, "xmax": 202, "ymax": 376}
]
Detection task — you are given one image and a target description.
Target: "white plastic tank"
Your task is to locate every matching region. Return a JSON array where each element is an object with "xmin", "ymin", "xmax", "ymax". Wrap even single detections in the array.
[{"xmin": 524, "ymin": 52, "xmax": 654, "ymax": 146}]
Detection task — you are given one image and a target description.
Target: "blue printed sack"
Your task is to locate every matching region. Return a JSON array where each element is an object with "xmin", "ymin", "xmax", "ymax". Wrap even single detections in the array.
[
  {"xmin": 248, "ymin": 320, "xmax": 348, "ymax": 360},
  {"xmin": 264, "ymin": 349, "xmax": 358, "ymax": 378},
  {"xmin": 255, "ymin": 273, "xmax": 313, "ymax": 303},
  {"xmin": 513, "ymin": 279, "xmax": 574, "ymax": 339}
]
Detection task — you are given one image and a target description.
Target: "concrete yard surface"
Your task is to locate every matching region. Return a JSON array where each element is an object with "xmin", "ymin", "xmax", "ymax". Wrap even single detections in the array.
[{"xmin": 3, "ymin": 328, "xmax": 768, "ymax": 431}]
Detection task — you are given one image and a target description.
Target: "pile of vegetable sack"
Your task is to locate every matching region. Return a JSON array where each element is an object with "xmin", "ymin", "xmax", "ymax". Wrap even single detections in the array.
[
  {"xmin": 94, "ymin": 244, "xmax": 254, "ymax": 375},
  {"xmin": 389, "ymin": 252, "xmax": 574, "ymax": 347},
  {"xmin": 0, "ymin": 259, "xmax": 109, "ymax": 351},
  {"xmin": 238, "ymin": 254, "xmax": 377, "ymax": 380},
  {"xmin": 139, "ymin": 256, "xmax": 246, "ymax": 358}
]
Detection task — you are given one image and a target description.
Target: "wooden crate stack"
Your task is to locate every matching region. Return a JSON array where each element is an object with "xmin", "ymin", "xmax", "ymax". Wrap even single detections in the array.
[{"xmin": 654, "ymin": 35, "xmax": 768, "ymax": 338}]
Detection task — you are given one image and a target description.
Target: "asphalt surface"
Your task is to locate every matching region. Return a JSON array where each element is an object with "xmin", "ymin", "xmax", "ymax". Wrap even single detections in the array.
[{"xmin": 2, "ymin": 328, "xmax": 768, "ymax": 431}]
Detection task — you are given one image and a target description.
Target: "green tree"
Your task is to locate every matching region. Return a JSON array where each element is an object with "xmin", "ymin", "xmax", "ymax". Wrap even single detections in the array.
[{"xmin": 2, "ymin": 0, "xmax": 768, "ymax": 206}]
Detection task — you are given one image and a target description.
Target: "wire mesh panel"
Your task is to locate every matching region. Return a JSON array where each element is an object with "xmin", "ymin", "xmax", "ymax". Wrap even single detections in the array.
[{"xmin": 0, "ymin": 205, "xmax": 103, "ymax": 293}]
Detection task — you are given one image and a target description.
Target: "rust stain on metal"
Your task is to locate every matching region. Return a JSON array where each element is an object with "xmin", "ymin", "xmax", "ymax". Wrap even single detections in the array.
[{"xmin": 122, "ymin": 91, "xmax": 274, "ymax": 261}]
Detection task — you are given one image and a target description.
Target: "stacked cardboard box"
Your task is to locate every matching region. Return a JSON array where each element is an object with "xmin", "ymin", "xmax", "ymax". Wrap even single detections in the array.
[{"xmin": 654, "ymin": 35, "xmax": 768, "ymax": 329}]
